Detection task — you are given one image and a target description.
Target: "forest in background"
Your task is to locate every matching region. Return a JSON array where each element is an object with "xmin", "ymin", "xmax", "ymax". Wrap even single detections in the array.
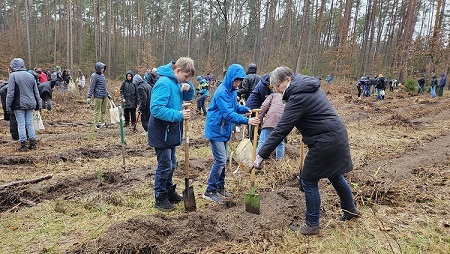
[{"xmin": 0, "ymin": 0, "xmax": 449, "ymax": 82}]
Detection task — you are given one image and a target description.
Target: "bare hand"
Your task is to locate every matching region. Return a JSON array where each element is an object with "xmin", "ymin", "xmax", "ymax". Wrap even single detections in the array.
[
  {"xmin": 244, "ymin": 110, "xmax": 252, "ymax": 117},
  {"xmin": 248, "ymin": 117, "xmax": 260, "ymax": 126},
  {"xmin": 182, "ymin": 109, "xmax": 191, "ymax": 119},
  {"xmin": 180, "ymin": 83, "xmax": 190, "ymax": 91}
]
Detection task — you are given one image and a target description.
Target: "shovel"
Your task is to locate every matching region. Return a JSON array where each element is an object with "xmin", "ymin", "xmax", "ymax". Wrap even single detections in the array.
[
  {"xmin": 245, "ymin": 109, "xmax": 261, "ymax": 214},
  {"xmin": 182, "ymin": 103, "xmax": 196, "ymax": 212}
]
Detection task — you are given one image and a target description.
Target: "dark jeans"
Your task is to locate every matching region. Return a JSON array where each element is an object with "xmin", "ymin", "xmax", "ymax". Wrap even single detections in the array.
[
  {"xmin": 41, "ymin": 93, "xmax": 52, "ymax": 110},
  {"xmin": 196, "ymin": 95, "xmax": 207, "ymax": 115},
  {"xmin": 357, "ymin": 86, "xmax": 362, "ymax": 97},
  {"xmin": 301, "ymin": 175, "xmax": 356, "ymax": 227},
  {"xmin": 124, "ymin": 108, "xmax": 136, "ymax": 124},
  {"xmin": 154, "ymin": 147, "xmax": 177, "ymax": 198},
  {"xmin": 438, "ymin": 86, "xmax": 444, "ymax": 96},
  {"xmin": 140, "ymin": 109, "xmax": 150, "ymax": 132}
]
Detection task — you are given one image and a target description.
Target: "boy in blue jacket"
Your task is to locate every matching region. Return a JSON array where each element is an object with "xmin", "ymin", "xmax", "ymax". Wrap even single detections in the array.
[
  {"xmin": 148, "ymin": 57, "xmax": 196, "ymax": 212},
  {"xmin": 203, "ymin": 64, "xmax": 260, "ymax": 203}
]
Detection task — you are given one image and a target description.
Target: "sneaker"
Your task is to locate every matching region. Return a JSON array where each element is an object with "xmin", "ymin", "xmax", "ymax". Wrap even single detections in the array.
[
  {"xmin": 202, "ymin": 191, "xmax": 224, "ymax": 204},
  {"xmin": 217, "ymin": 188, "xmax": 232, "ymax": 200},
  {"xmin": 155, "ymin": 195, "xmax": 174, "ymax": 212},
  {"xmin": 339, "ymin": 209, "xmax": 360, "ymax": 221},
  {"xmin": 100, "ymin": 123, "xmax": 107, "ymax": 128},
  {"xmin": 17, "ymin": 141, "xmax": 29, "ymax": 151},
  {"xmin": 301, "ymin": 223, "xmax": 320, "ymax": 235}
]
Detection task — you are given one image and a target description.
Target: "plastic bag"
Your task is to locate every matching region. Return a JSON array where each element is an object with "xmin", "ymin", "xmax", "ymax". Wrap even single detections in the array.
[
  {"xmin": 109, "ymin": 100, "xmax": 121, "ymax": 124},
  {"xmin": 33, "ymin": 111, "xmax": 45, "ymax": 131}
]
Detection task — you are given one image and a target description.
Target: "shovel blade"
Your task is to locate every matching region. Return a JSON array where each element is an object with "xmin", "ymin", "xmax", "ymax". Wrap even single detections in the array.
[
  {"xmin": 244, "ymin": 191, "xmax": 260, "ymax": 215},
  {"xmin": 183, "ymin": 185, "xmax": 196, "ymax": 212}
]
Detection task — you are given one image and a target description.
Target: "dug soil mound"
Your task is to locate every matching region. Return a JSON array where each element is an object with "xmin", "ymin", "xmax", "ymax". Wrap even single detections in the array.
[{"xmin": 75, "ymin": 187, "xmax": 304, "ymax": 253}]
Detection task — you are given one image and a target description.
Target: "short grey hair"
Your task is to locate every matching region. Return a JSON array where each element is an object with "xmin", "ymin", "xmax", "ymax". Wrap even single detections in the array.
[{"xmin": 269, "ymin": 66, "xmax": 294, "ymax": 87}]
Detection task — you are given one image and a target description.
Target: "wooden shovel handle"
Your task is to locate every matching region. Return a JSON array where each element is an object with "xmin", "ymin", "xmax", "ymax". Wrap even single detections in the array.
[
  {"xmin": 183, "ymin": 103, "xmax": 191, "ymax": 178},
  {"xmin": 251, "ymin": 109, "xmax": 261, "ymax": 162}
]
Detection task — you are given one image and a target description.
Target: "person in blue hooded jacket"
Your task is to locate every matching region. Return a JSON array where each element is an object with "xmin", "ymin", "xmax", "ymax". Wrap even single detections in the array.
[
  {"xmin": 86, "ymin": 62, "xmax": 112, "ymax": 129},
  {"xmin": 253, "ymin": 66, "xmax": 359, "ymax": 235},
  {"xmin": 196, "ymin": 78, "xmax": 209, "ymax": 116},
  {"xmin": 203, "ymin": 64, "xmax": 260, "ymax": 204},
  {"xmin": 148, "ymin": 57, "xmax": 196, "ymax": 212}
]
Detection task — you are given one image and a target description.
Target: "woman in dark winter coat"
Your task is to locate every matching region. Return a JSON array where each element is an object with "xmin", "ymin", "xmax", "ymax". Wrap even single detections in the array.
[
  {"xmin": 253, "ymin": 66, "xmax": 359, "ymax": 235},
  {"xmin": 120, "ymin": 70, "xmax": 138, "ymax": 127}
]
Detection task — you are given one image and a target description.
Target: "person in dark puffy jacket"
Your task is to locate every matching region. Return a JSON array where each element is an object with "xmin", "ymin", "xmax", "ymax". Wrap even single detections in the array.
[
  {"xmin": 87, "ymin": 62, "xmax": 112, "ymax": 129},
  {"xmin": 439, "ymin": 73, "xmax": 446, "ymax": 97},
  {"xmin": 120, "ymin": 70, "xmax": 138, "ymax": 127},
  {"xmin": 253, "ymin": 66, "xmax": 359, "ymax": 235},
  {"xmin": 238, "ymin": 63, "xmax": 260, "ymax": 101},
  {"xmin": 135, "ymin": 74, "xmax": 152, "ymax": 133},
  {"xmin": 6, "ymin": 58, "xmax": 42, "ymax": 151},
  {"xmin": 245, "ymin": 74, "xmax": 272, "ymax": 110}
]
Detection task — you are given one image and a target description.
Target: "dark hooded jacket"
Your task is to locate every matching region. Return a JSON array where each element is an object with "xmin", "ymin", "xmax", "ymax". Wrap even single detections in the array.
[
  {"xmin": 87, "ymin": 62, "xmax": 109, "ymax": 99},
  {"xmin": 258, "ymin": 74, "xmax": 353, "ymax": 179},
  {"xmin": 135, "ymin": 74, "xmax": 152, "ymax": 112},
  {"xmin": 204, "ymin": 64, "xmax": 249, "ymax": 142},
  {"xmin": 6, "ymin": 58, "xmax": 41, "ymax": 112},
  {"xmin": 238, "ymin": 64, "xmax": 261, "ymax": 100},
  {"xmin": 120, "ymin": 70, "xmax": 138, "ymax": 108},
  {"xmin": 245, "ymin": 74, "xmax": 272, "ymax": 109}
]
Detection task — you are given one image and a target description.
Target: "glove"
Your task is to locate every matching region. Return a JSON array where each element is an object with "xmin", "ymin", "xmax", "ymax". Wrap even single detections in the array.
[
  {"xmin": 108, "ymin": 94, "xmax": 113, "ymax": 100},
  {"xmin": 253, "ymin": 154, "xmax": 264, "ymax": 170},
  {"xmin": 86, "ymin": 97, "xmax": 92, "ymax": 104},
  {"xmin": 122, "ymin": 98, "xmax": 126, "ymax": 103}
]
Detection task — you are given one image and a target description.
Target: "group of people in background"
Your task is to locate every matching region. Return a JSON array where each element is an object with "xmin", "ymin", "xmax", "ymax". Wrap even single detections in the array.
[
  {"xmin": 0, "ymin": 58, "xmax": 87, "ymax": 150},
  {"xmin": 418, "ymin": 74, "xmax": 447, "ymax": 98}
]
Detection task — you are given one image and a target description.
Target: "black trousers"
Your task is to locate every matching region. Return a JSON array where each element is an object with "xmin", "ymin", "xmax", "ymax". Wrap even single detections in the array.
[
  {"xmin": 124, "ymin": 108, "xmax": 136, "ymax": 125},
  {"xmin": 140, "ymin": 109, "xmax": 150, "ymax": 132}
]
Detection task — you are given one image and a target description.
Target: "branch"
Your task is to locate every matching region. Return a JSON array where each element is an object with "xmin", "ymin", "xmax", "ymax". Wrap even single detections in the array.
[{"xmin": 0, "ymin": 174, "xmax": 53, "ymax": 190}]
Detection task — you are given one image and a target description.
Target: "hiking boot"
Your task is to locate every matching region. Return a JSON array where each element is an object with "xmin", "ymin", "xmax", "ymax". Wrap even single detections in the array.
[
  {"xmin": 155, "ymin": 194, "xmax": 174, "ymax": 212},
  {"xmin": 339, "ymin": 209, "xmax": 360, "ymax": 221},
  {"xmin": 202, "ymin": 191, "xmax": 224, "ymax": 204},
  {"xmin": 168, "ymin": 185, "xmax": 182, "ymax": 203},
  {"xmin": 124, "ymin": 122, "xmax": 129, "ymax": 127},
  {"xmin": 28, "ymin": 139, "xmax": 37, "ymax": 150},
  {"xmin": 17, "ymin": 141, "xmax": 29, "ymax": 151},
  {"xmin": 217, "ymin": 188, "xmax": 232, "ymax": 200}
]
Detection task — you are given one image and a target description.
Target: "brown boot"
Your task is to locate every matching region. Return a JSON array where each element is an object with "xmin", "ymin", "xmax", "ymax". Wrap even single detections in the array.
[
  {"xmin": 17, "ymin": 141, "xmax": 29, "ymax": 151},
  {"xmin": 28, "ymin": 139, "xmax": 37, "ymax": 150}
]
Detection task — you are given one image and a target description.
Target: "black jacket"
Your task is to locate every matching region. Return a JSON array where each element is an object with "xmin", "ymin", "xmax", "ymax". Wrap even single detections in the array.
[
  {"xmin": 245, "ymin": 74, "xmax": 272, "ymax": 109},
  {"xmin": 258, "ymin": 74, "xmax": 353, "ymax": 179},
  {"xmin": 120, "ymin": 71, "xmax": 138, "ymax": 108},
  {"xmin": 135, "ymin": 74, "xmax": 152, "ymax": 112},
  {"xmin": 238, "ymin": 64, "xmax": 260, "ymax": 100}
]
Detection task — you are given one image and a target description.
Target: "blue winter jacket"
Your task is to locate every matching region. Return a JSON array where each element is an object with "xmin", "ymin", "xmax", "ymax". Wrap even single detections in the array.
[
  {"xmin": 87, "ymin": 62, "xmax": 109, "ymax": 99},
  {"xmin": 204, "ymin": 64, "xmax": 249, "ymax": 142},
  {"xmin": 245, "ymin": 74, "xmax": 272, "ymax": 109},
  {"xmin": 148, "ymin": 62, "xmax": 195, "ymax": 149}
]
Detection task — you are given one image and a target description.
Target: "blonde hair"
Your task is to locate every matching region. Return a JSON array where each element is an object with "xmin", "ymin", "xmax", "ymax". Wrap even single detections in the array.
[
  {"xmin": 175, "ymin": 57, "xmax": 195, "ymax": 77},
  {"xmin": 270, "ymin": 66, "xmax": 294, "ymax": 87}
]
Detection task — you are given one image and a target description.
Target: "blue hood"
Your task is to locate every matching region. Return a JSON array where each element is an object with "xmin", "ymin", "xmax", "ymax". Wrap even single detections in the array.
[
  {"xmin": 222, "ymin": 64, "xmax": 246, "ymax": 91},
  {"xmin": 10, "ymin": 58, "xmax": 26, "ymax": 72},
  {"xmin": 156, "ymin": 62, "xmax": 176, "ymax": 81}
]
